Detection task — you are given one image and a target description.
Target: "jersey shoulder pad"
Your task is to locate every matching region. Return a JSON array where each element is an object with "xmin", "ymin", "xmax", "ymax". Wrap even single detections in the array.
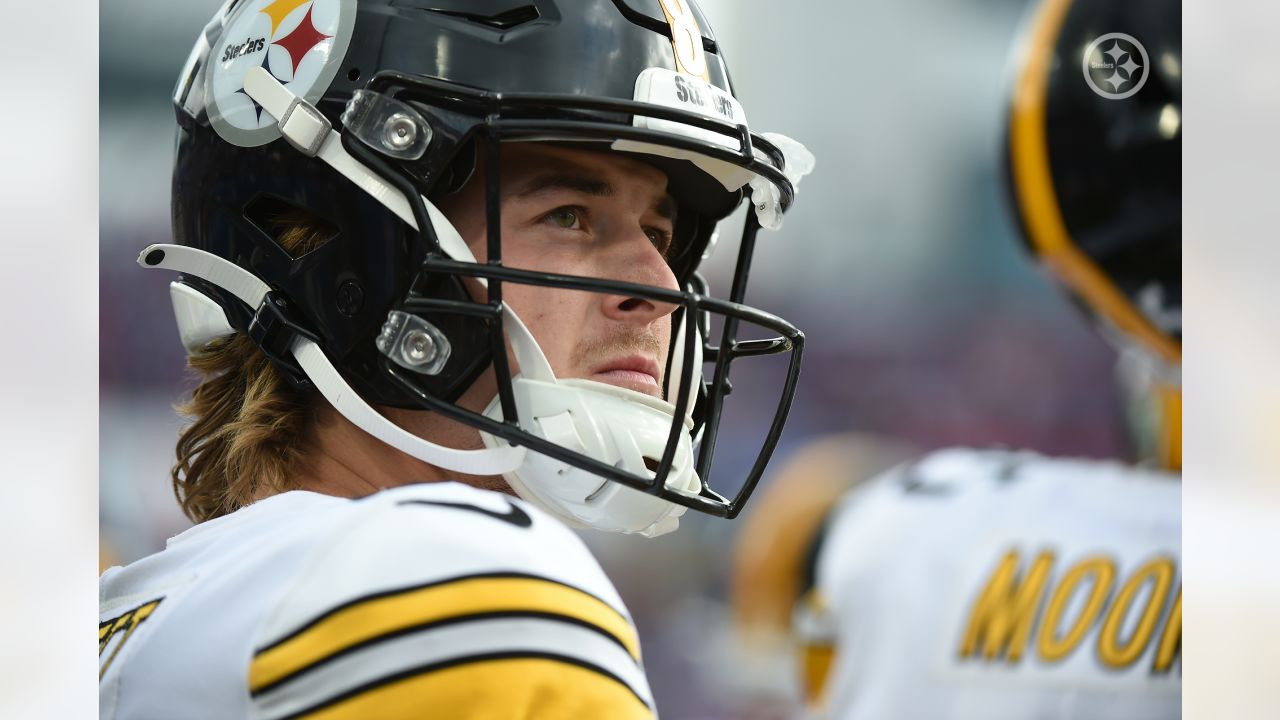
[
  {"xmin": 824, "ymin": 447, "xmax": 1021, "ymax": 520},
  {"xmin": 892, "ymin": 446, "xmax": 1047, "ymax": 492},
  {"xmin": 815, "ymin": 449, "xmax": 1044, "ymax": 589},
  {"xmin": 826, "ymin": 446, "xmax": 1157, "ymax": 530},
  {"xmin": 818, "ymin": 449, "xmax": 1179, "ymax": 592},
  {"xmin": 890, "ymin": 447, "xmax": 1178, "ymax": 503},
  {"xmin": 247, "ymin": 482, "xmax": 652, "ymax": 720}
]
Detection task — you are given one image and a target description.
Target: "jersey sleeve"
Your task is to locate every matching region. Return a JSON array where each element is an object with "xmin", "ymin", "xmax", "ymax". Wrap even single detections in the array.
[{"xmin": 247, "ymin": 483, "xmax": 654, "ymax": 720}]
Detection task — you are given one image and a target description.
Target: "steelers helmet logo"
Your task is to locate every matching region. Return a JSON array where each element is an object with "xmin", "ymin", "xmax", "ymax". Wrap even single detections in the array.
[
  {"xmin": 206, "ymin": 0, "xmax": 357, "ymax": 146},
  {"xmin": 1081, "ymin": 32, "xmax": 1150, "ymax": 100}
]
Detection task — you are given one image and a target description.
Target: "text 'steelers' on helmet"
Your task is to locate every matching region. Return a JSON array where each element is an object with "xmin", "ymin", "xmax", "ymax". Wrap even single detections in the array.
[{"xmin": 153, "ymin": 0, "xmax": 814, "ymax": 536}]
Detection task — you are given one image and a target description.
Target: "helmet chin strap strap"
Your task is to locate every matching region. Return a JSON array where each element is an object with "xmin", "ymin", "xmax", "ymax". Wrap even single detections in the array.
[{"xmin": 139, "ymin": 243, "xmax": 527, "ymax": 476}]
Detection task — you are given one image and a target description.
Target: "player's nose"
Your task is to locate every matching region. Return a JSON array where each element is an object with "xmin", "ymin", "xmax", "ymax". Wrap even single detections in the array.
[{"xmin": 599, "ymin": 227, "xmax": 679, "ymax": 324}]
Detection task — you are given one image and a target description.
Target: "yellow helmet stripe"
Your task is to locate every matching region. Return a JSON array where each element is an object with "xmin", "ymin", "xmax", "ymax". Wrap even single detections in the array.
[{"xmin": 1009, "ymin": 0, "xmax": 1181, "ymax": 366}]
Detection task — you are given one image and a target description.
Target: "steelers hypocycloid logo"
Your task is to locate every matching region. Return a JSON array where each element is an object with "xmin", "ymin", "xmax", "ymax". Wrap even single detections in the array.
[
  {"xmin": 1081, "ymin": 32, "xmax": 1150, "ymax": 101},
  {"xmin": 207, "ymin": 0, "xmax": 356, "ymax": 147}
]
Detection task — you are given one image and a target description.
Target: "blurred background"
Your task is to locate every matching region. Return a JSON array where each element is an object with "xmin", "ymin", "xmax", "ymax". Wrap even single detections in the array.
[{"xmin": 99, "ymin": 0, "xmax": 1149, "ymax": 717}]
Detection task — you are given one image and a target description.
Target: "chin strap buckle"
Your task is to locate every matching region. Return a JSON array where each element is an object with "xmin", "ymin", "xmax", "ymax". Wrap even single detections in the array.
[
  {"xmin": 247, "ymin": 291, "xmax": 322, "ymax": 390},
  {"xmin": 278, "ymin": 96, "xmax": 331, "ymax": 157}
]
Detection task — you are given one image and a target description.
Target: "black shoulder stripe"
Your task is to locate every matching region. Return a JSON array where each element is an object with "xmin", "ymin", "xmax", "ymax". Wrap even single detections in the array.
[
  {"xmin": 267, "ymin": 651, "xmax": 652, "ymax": 720},
  {"xmin": 249, "ymin": 610, "xmax": 641, "ymax": 698},
  {"xmin": 255, "ymin": 571, "xmax": 624, "ymax": 655}
]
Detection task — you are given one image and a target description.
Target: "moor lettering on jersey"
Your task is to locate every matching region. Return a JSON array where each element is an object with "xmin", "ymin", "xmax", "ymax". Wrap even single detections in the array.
[
  {"xmin": 958, "ymin": 549, "xmax": 1180, "ymax": 673},
  {"xmin": 99, "ymin": 598, "xmax": 164, "ymax": 679}
]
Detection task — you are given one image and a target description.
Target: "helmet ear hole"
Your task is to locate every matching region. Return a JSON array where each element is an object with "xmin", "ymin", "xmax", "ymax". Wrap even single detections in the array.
[
  {"xmin": 430, "ymin": 139, "xmax": 479, "ymax": 200},
  {"xmin": 243, "ymin": 195, "xmax": 340, "ymax": 259}
]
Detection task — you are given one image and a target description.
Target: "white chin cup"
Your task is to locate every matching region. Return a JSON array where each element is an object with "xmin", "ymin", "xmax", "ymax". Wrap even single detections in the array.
[{"xmin": 480, "ymin": 378, "xmax": 701, "ymax": 538}]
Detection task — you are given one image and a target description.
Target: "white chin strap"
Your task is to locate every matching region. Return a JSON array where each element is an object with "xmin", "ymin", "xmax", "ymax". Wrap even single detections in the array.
[
  {"xmin": 148, "ymin": 67, "xmax": 703, "ymax": 536},
  {"xmin": 480, "ymin": 379, "xmax": 700, "ymax": 538}
]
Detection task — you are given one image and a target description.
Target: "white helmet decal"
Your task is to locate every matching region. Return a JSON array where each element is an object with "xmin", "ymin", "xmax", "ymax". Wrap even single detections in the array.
[{"xmin": 207, "ymin": 0, "xmax": 356, "ymax": 147}]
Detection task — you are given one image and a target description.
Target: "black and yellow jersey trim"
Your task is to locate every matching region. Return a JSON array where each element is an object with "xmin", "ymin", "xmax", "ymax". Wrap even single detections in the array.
[
  {"xmin": 249, "ymin": 572, "xmax": 649, "ymax": 718},
  {"xmin": 99, "ymin": 597, "xmax": 164, "ymax": 679},
  {"xmin": 268, "ymin": 651, "xmax": 652, "ymax": 720}
]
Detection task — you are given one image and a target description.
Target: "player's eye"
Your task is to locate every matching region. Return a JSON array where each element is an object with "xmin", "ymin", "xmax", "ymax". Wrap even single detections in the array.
[
  {"xmin": 545, "ymin": 207, "xmax": 581, "ymax": 230},
  {"xmin": 645, "ymin": 227, "xmax": 673, "ymax": 258}
]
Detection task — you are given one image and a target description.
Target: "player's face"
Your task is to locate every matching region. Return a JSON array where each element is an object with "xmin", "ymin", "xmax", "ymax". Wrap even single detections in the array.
[{"xmin": 439, "ymin": 143, "xmax": 680, "ymax": 397}]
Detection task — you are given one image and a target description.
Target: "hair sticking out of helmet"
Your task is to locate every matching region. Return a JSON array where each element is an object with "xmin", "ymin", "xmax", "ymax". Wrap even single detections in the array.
[{"xmin": 171, "ymin": 211, "xmax": 335, "ymax": 522}]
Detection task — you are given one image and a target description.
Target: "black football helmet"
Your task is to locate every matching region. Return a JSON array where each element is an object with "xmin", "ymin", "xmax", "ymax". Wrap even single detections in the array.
[
  {"xmin": 1004, "ymin": 0, "xmax": 1180, "ymax": 465},
  {"xmin": 146, "ymin": 0, "xmax": 812, "ymax": 534}
]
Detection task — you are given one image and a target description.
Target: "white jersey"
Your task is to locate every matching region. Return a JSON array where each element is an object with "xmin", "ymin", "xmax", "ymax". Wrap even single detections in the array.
[
  {"xmin": 99, "ymin": 482, "xmax": 655, "ymax": 719},
  {"xmin": 811, "ymin": 448, "xmax": 1180, "ymax": 720}
]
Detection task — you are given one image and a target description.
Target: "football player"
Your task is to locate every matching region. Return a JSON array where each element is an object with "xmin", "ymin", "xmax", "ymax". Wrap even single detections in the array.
[
  {"xmin": 733, "ymin": 0, "xmax": 1180, "ymax": 717},
  {"xmin": 98, "ymin": 1, "xmax": 812, "ymax": 717}
]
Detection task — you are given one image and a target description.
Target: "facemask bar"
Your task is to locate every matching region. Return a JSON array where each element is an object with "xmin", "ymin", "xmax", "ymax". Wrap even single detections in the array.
[
  {"xmin": 387, "ymin": 257, "xmax": 804, "ymax": 518},
  {"xmin": 343, "ymin": 120, "xmax": 803, "ymax": 518}
]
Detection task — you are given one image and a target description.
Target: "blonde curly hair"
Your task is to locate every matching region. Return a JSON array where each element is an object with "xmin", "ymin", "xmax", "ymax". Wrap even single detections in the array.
[{"xmin": 170, "ymin": 212, "xmax": 332, "ymax": 523}]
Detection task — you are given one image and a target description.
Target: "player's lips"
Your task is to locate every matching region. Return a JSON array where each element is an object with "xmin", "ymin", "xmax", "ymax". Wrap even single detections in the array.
[{"xmin": 589, "ymin": 354, "xmax": 662, "ymax": 397}]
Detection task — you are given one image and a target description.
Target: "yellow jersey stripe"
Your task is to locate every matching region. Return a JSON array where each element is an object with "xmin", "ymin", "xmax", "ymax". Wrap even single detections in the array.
[
  {"xmin": 250, "ymin": 574, "xmax": 640, "ymax": 693},
  {"xmin": 271, "ymin": 654, "xmax": 653, "ymax": 720},
  {"xmin": 99, "ymin": 598, "xmax": 164, "ymax": 679}
]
